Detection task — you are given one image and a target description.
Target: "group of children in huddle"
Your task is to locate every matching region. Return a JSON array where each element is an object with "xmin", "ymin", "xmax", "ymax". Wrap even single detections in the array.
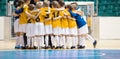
[{"xmin": 13, "ymin": 0, "xmax": 97, "ymax": 49}]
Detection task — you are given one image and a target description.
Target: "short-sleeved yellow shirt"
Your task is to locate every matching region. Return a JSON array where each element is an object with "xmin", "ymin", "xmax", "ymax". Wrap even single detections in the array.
[
  {"xmin": 19, "ymin": 4, "xmax": 28, "ymax": 24},
  {"xmin": 52, "ymin": 9, "xmax": 62, "ymax": 28}
]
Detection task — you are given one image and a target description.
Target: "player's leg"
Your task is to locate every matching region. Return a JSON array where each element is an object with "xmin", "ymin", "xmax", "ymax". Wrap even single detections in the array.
[
  {"xmin": 78, "ymin": 25, "xmax": 87, "ymax": 49},
  {"xmin": 45, "ymin": 25, "xmax": 49, "ymax": 49},
  {"xmin": 39, "ymin": 22, "xmax": 45, "ymax": 48},
  {"xmin": 19, "ymin": 24, "xmax": 27, "ymax": 49},
  {"xmin": 71, "ymin": 27, "xmax": 78, "ymax": 49},
  {"xmin": 14, "ymin": 19, "xmax": 21, "ymax": 49}
]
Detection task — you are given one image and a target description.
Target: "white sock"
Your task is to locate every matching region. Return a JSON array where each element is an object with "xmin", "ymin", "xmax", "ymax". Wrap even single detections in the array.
[
  {"xmin": 87, "ymin": 34, "xmax": 95, "ymax": 43},
  {"xmin": 19, "ymin": 35, "xmax": 24, "ymax": 46},
  {"xmin": 27, "ymin": 37, "xmax": 31, "ymax": 47},
  {"xmin": 80, "ymin": 37, "xmax": 86, "ymax": 46},
  {"xmin": 15, "ymin": 36, "xmax": 19, "ymax": 46},
  {"xmin": 75, "ymin": 36, "xmax": 78, "ymax": 46},
  {"xmin": 51, "ymin": 35, "xmax": 55, "ymax": 46},
  {"xmin": 31, "ymin": 38, "xmax": 34, "ymax": 47},
  {"xmin": 66, "ymin": 36, "xmax": 71, "ymax": 48},
  {"xmin": 62, "ymin": 36, "xmax": 65, "ymax": 46},
  {"xmin": 40, "ymin": 36, "xmax": 44, "ymax": 47},
  {"xmin": 45, "ymin": 35, "xmax": 49, "ymax": 46},
  {"xmin": 59, "ymin": 36, "xmax": 62, "ymax": 46},
  {"xmin": 17, "ymin": 36, "xmax": 21, "ymax": 46},
  {"xmin": 55, "ymin": 36, "xmax": 59, "ymax": 46},
  {"xmin": 72, "ymin": 37, "xmax": 75, "ymax": 46},
  {"xmin": 36, "ymin": 37, "xmax": 40, "ymax": 48}
]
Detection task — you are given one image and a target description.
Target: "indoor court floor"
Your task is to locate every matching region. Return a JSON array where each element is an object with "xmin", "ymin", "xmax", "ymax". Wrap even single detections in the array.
[
  {"xmin": 0, "ymin": 39, "xmax": 120, "ymax": 59},
  {"xmin": 0, "ymin": 49, "xmax": 120, "ymax": 59}
]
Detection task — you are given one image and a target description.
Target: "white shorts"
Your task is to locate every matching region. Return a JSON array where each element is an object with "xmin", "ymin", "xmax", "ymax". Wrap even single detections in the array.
[
  {"xmin": 53, "ymin": 27, "xmax": 61, "ymax": 35},
  {"xmin": 78, "ymin": 24, "xmax": 88, "ymax": 35},
  {"xmin": 61, "ymin": 28, "xmax": 69, "ymax": 35},
  {"xmin": 19, "ymin": 24, "xmax": 26, "ymax": 33},
  {"xmin": 14, "ymin": 19, "xmax": 19, "ymax": 33},
  {"xmin": 26, "ymin": 23, "xmax": 35, "ymax": 37},
  {"xmin": 34, "ymin": 22, "xmax": 45, "ymax": 35},
  {"xmin": 45, "ymin": 25, "xmax": 52, "ymax": 35},
  {"xmin": 69, "ymin": 27, "xmax": 78, "ymax": 35}
]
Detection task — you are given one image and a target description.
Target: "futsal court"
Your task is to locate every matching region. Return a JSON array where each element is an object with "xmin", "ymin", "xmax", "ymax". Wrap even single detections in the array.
[
  {"xmin": 0, "ymin": 49, "xmax": 120, "ymax": 59},
  {"xmin": 0, "ymin": 0, "xmax": 120, "ymax": 59},
  {"xmin": 0, "ymin": 39, "xmax": 120, "ymax": 59}
]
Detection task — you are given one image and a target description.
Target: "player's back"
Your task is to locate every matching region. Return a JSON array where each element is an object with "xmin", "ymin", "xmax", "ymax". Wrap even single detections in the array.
[{"xmin": 19, "ymin": 4, "xmax": 28, "ymax": 24}]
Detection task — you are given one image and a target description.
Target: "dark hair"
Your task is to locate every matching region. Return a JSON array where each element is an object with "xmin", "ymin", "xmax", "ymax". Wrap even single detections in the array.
[
  {"xmin": 43, "ymin": 1, "xmax": 50, "ymax": 7},
  {"xmin": 28, "ymin": 4, "xmax": 35, "ymax": 10},
  {"xmin": 18, "ymin": 0, "xmax": 24, "ymax": 6},
  {"xmin": 14, "ymin": 0, "xmax": 24, "ymax": 8},
  {"xmin": 24, "ymin": 0, "xmax": 30, "ymax": 3},
  {"xmin": 67, "ymin": 4, "xmax": 73, "ymax": 10},
  {"xmin": 58, "ymin": 0, "xmax": 65, "ymax": 7},
  {"xmin": 52, "ymin": 1, "xmax": 59, "ymax": 8},
  {"xmin": 71, "ymin": 2, "xmax": 78, "ymax": 6}
]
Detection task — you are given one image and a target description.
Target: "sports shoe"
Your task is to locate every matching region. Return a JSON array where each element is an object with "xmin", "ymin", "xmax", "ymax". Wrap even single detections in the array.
[
  {"xmin": 93, "ymin": 40, "xmax": 97, "ymax": 48},
  {"xmin": 15, "ymin": 46, "xmax": 21, "ymax": 49},
  {"xmin": 78, "ymin": 45, "xmax": 85, "ymax": 49}
]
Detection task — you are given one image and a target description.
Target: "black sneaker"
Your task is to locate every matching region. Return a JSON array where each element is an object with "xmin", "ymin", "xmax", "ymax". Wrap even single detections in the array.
[
  {"xmin": 71, "ymin": 46, "xmax": 75, "ymax": 49},
  {"xmin": 21, "ymin": 46, "xmax": 27, "ymax": 49},
  {"xmin": 60, "ymin": 45, "xmax": 64, "ymax": 49},
  {"xmin": 44, "ymin": 46, "xmax": 49, "ymax": 49},
  {"xmin": 78, "ymin": 46, "xmax": 85, "ymax": 49},
  {"xmin": 55, "ymin": 46, "xmax": 60, "ymax": 49},
  {"xmin": 33, "ymin": 46, "xmax": 38, "ymax": 49},
  {"xmin": 51, "ymin": 46, "xmax": 55, "ymax": 49},
  {"xmin": 93, "ymin": 40, "xmax": 97, "ymax": 48}
]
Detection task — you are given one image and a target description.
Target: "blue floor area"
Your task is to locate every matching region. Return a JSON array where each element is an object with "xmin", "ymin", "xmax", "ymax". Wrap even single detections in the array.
[{"xmin": 0, "ymin": 49, "xmax": 120, "ymax": 59}]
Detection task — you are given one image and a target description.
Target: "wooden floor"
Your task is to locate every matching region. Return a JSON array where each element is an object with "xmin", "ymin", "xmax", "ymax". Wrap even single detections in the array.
[{"xmin": 0, "ymin": 39, "xmax": 120, "ymax": 50}]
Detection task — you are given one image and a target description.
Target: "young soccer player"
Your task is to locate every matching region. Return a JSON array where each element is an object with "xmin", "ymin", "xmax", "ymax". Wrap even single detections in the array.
[
  {"xmin": 26, "ymin": 4, "xmax": 38, "ymax": 49},
  {"xmin": 68, "ymin": 4, "xmax": 97, "ymax": 49},
  {"xmin": 19, "ymin": 0, "xmax": 36, "ymax": 49},
  {"xmin": 13, "ymin": 0, "xmax": 24, "ymax": 49},
  {"xmin": 51, "ymin": 1, "xmax": 63, "ymax": 49},
  {"xmin": 41, "ymin": 1, "xmax": 52, "ymax": 49},
  {"xmin": 65, "ymin": 5, "xmax": 78, "ymax": 49},
  {"xmin": 34, "ymin": 2, "xmax": 44, "ymax": 49},
  {"xmin": 34, "ymin": 2, "xmax": 51, "ymax": 49},
  {"xmin": 58, "ymin": 0, "xmax": 70, "ymax": 49}
]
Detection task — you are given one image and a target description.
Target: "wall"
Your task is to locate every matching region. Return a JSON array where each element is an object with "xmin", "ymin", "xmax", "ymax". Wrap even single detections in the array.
[
  {"xmin": 0, "ymin": 17, "xmax": 11, "ymax": 40},
  {"xmin": 93, "ymin": 17, "xmax": 120, "ymax": 40},
  {"xmin": 0, "ymin": 17, "xmax": 4, "ymax": 40}
]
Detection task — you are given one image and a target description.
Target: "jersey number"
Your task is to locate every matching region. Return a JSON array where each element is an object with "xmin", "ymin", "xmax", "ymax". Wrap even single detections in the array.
[
  {"xmin": 35, "ymin": 17, "xmax": 40, "ymax": 22},
  {"xmin": 53, "ymin": 11, "xmax": 59, "ymax": 17},
  {"xmin": 27, "ymin": 19, "xmax": 31, "ymax": 23},
  {"xmin": 45, "ymin": 14, "xmax": 49, "ymax": 18}
]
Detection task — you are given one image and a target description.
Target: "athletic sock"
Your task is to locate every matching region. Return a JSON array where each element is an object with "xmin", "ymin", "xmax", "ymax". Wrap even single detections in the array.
[
  {"xmin": 27, "ymin": 37, "xmax": 31, "ymax": 47},
  {"xmin": 80, "ymin": 37, "xmax": 86, "ymax": 46},
  {"xmin": 45, "ymin": 35, "xmax": 49, "ymax": 47},
  {"xmin": 51, "ymin": 35, "xmax": 55, "ymax": 46},
  {"xmin": 55, "ymin": 36, "xmax": 59, "ymax": 47},
  {"xmin": 19, "ymin": 35, "xmax": 24, "ymax": 46},
  {"xmin": 87, "ymin": 34, "xmax": 95, "ymax": 43},
  {"xmin": 31, "ymin": 38, "xmax": 34, "ymax": 47}
]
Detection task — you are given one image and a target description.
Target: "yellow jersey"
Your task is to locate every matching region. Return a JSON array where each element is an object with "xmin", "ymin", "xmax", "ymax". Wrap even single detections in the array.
[
  {"xmin": 40, "ymin": 7, "xmax": 52, "ymax": 25},
  {"xmin": 38, "ymin": 11, "xmax": 47, "ymax": 23},
  {"xmin": 27, "ymin": 10, "xmax": 38, "ymax": 23},
  {"xmin": 19, "ymin": 4, "xmax": 28, "ymax": 24},
  {"xmin": 51, "ymin": 8, "xmax": 62, "ymax": 28},
  {"xmin": 68, "ymin": 10, "xmax": 77, "ymax": 28},
  {"xmin": 61, "ymin": 9, "xmax": 69, "ymax": 28}
]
